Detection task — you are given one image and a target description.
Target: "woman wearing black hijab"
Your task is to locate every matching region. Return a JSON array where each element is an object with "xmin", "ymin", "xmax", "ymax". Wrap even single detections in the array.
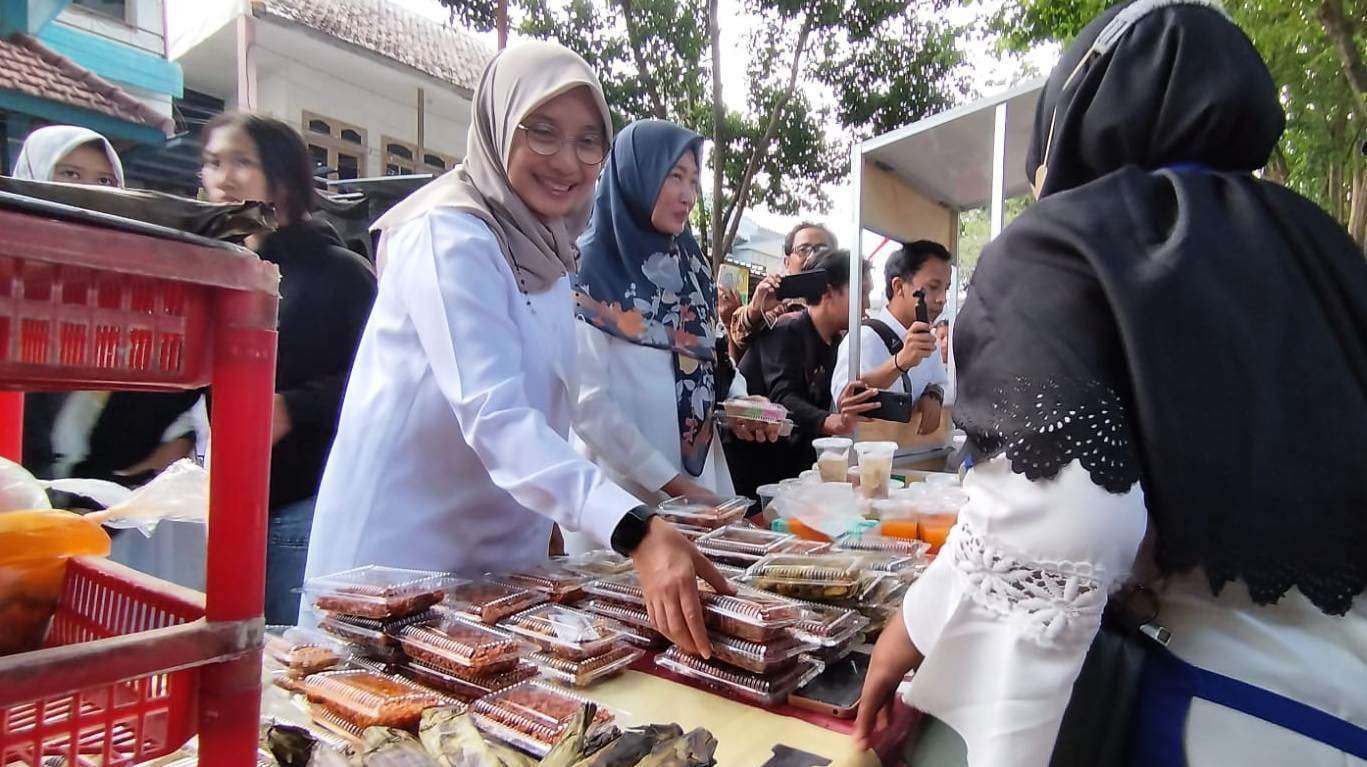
[{"xmin": 854, "ymin": 2, "xmax": 1367, "ymax": 765}]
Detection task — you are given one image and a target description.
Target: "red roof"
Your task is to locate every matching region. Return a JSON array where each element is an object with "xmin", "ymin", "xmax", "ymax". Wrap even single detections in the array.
[{"xmin": 0, "ymin": 34, "xmax": 173, "ymax": 135}]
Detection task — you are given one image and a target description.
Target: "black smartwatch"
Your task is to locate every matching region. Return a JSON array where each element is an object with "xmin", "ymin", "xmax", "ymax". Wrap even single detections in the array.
[{"xmin": 610, "ymin": 505, "xmax": 657, "ymax": 556}]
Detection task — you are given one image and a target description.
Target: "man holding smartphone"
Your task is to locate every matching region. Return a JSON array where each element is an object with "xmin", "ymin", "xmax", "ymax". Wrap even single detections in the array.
[
  {"xmin": 727, "ymin": 222, "xmax": 837, "ymax": 361},
  {"xmin": 831, "ymin": 240, "xmax": 951, "ymax": 435}
]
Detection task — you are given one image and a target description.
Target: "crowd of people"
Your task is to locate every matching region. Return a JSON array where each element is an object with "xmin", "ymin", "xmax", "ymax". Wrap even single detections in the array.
[{"xmin": 7, "ymin": 0, "xmax": 1364, "ymax": 764}]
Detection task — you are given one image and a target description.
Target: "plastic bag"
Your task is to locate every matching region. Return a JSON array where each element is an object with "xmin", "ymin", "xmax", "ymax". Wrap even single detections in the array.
[
  {"xmin": 0, "ymin": 459, "xmax": 51, "ymax": 512},
  {"xmin": 46, "ymin": 459, "xmax": 208, "ymax": 535},
  {"xmin": 771, "ymin": 482, "xmax": 866, "ymax": 540},
  {"xmin": 0, "ymin": 509, "xmax": 111, "ymax": 655}
]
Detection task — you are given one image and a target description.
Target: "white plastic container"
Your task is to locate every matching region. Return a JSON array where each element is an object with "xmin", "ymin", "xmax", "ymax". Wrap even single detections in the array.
[
  {"xmin": 854, "ymin": 441, "xmax": 898, "ymax": 499},
  {"xmin": 811, "ymin": 437, "xmax": 854, "ymax": 482}
]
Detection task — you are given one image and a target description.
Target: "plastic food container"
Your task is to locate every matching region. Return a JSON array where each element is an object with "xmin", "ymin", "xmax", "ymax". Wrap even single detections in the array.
[
  {"xmin": 721, "ymin": 397, "xmax": 788, "ymax": 422},
  {"xmin": 696, "ymin": 525, "xmax": 794, "ymax": 557},
  {"xmin": 812, "ymin": 437, "xmax": 854, "ymax": 482},
  {"xmin": 703, "ymin": 587, "xmax": 803, "ymax": 642},
  {"xmin": 721, "ymin": 412, "xmax": 796, "ymax": 438},
  {"xmin": 852, "ymin": 549, "xmax": 924, "ymax": 578},
  {"xmin": 697, "ymin": 544, "xmax": 765, "ymax": 569},
  {"xmin": 400, "ymin": 659, "xmax": 538, "ymax": 703},
  {"xmin": 307, "ymin": 565, "xmax": 449, "ymax": 620},
  {"xmin": 499, "ymin": 604, "xmax": 622, "ymax": 660},
  {"xmin": 854, "ymin": 442, "xmax": 898, "ymax": 499},
  {"xmin": 778, "ymin": 539, "xmax": 832, "ymax": 555},
  {"xmin": 656, "ymin": 495, "xmax": 754, "ymax": 529},
  {"xmin": 655, "ymin": 647, "xmax": 824, "ymax": 706},
  {"xmin": 442, "ymin": 579, "xmax": 548, "ymax": 624},
  {"xmin": 526, "ymin": 643, "xmax": 644, "ymax": 688},
  {"xmin": 472, "ymin": 681, "xmax": 616, "ymax": 758},
  {"xmin": 264, "ymin": 626, "xmax": 349, "ymax": 675},
  {"xmin": 674, "ymin": 523, "xmax": 711, "ymax": 540},
  {"xmin": 317, "ymin": 612, "xmax": 434, "ymax": 664},
  {"xmin": 496, "ymin": 562, "xmax": 595, "ymax": 603},
  {"xmin": 394, "ymin": 616, "xmax": 523, "ymax": 675},
  {"xmin": 742, "ymin": 554, "xmax": 866, "ymax": 601},
  {"xmin": 704, "ymin": 632, "xmax": 817, "ymax": 675},
  {"xmin": 555, "ymin": 550, "xmax": 632, "ymax": 578},
  {"xmin": 790, "ymin": 601, "xmax": 870, "ymax": 647},
  {"xmin": 304, "ymin": 669, "xmax": 444, "ymax": 731},
  {"xmin": 579, "ymin": 599, "xmax": 668, "ymax": 649},
  {"xmin": 810, "ymin": 632, "xmax": 864, "ymax": 664}
]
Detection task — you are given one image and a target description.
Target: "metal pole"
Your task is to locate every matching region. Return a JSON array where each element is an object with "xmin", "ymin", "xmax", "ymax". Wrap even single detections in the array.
[
  {"xmin": 990, "ymin": 102, "xmax": 1007, "ymax": 238},
  {"xmin": 848, "ymin": 149, "xmax": 863, "ymax": 387}
]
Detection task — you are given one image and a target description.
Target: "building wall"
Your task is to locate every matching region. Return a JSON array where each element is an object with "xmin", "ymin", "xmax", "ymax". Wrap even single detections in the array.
[
  {"xmin": 44, "ymin": 0, "xmax": 177, "ymax": 123},
  {"xmin": 56, "ymin": 0, "xmax": 165, "ymax": 55}
]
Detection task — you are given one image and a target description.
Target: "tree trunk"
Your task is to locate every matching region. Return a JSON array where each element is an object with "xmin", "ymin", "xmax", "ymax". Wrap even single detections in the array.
[
  {"xmin": 719, "ymin": 12, "xmax": 815, "ymax": 257},
  {"xmin": 1350, "ymin": 164, "xmax": 1366, "ymax": 248},
  {"xmin": 616, "ymin": 0, "xmax": 668, "ymax": 119},
  {"xmin": 496, "ymin": 0, "xmax": 508, "ymax": 49},
  {"xmin": 1319, "ymin": 0, "xmax": 1367, "ymax": 109},
  {"xmin": 707, "ymin": 0, "xmax": 726, "ymax": 269}
]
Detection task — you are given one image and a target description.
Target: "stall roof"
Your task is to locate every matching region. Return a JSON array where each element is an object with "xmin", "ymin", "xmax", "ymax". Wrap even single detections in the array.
[{"xmin": 861, "ymin": 79, "xmax": 1044, "ymax": 211}]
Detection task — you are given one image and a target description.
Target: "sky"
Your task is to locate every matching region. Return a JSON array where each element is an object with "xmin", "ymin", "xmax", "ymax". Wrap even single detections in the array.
[{"xmin": 386, "ymin": 0, "xmax": 1057, "ymax": 253}]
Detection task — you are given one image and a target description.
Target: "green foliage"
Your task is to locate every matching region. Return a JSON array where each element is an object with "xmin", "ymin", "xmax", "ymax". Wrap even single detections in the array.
[{"xmin": 956, "ymin": 196, "xmax": 1031, "ymax": 282}]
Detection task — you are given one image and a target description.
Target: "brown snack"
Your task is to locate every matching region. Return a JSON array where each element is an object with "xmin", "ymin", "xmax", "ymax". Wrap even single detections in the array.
[
  {"xmin": 443, "ymin": 579, "xmax": 548, "ymax": 624},
  {"xmin": 789, "ymin": 601, "xmax": 869, "ymax": 647},
  {"xmin": 704, "ymin": 632, "xmax": 815, "ymax": 675},
  {"xmin": 271, "ymin": 671, "xmax": 310, "ymax": 695},
  {"xmin": 264, "ymin": 631, "xmax": 343, "ymax": 675},
  {"xmin": 304, "ymin": 669, "xmax": 442, "ymax": 731},
  {"xmin": 655, "ymin": 496, "xmax": 752, "ymax": 530},
  {"xmin": 472, "ymin": 681, "xmax": 614, "ymax": 756},
  {"xmin": 500, "ymin": 604, "xmax": 621, "ymax": 660},
  {"xmin": 742, "ymin": 554, "xmax": 864, "ymax": 601},
  {"xmin": 554, "ymin": 550, "xmax": 632, "ymax": 578},
  {"xmin": 655, "ymin": 647, "xmax": 822, "ymax": 706},
  {"xmin": 525, "ymin": 643, "xmax": 644, "ymax": 687},
  {"xmin": 395, "ymin": 617, "xmax": 522, "ymax": 675},
  {"xmin": 695, "ymin": 525, "xmax": 794, "ymax": 557},
  {"xmin": 401, "ymin": 659, "xmax": 538, "ymax": 703},
  {"xmin": 308, "ymin": 566, "xmax": 447, "ymax": 620},
  {"xmin": 496, "ymin": 563, "xmax": 593, "ymax": 603},
  {"xmin": 700, "ymin": 589, "xmax": 802, "ymax": 643}
]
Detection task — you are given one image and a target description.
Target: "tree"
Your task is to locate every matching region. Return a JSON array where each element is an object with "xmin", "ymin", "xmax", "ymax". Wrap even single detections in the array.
[
  {"xmin": 439, "ymin": 0, "xmax": 968, "ymax": 269},
  {"xmin": 984, "ymin": 0, "xmax": 1367, "ymax": 246}
]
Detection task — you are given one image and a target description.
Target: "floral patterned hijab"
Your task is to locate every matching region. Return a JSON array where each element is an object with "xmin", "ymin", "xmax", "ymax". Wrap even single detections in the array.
[{"xmin": 574, "ymin": 119, "xmax": 717, "ymax": 477}]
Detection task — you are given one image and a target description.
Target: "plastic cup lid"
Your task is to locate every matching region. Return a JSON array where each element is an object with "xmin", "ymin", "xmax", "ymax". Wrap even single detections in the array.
[
  {"xmin": 854, "ymin": 441, "xmax": 899, "ymax": 455},
  {"xmin": 812, "ymin": 437, "xmax": 853, "ymax": 451}
]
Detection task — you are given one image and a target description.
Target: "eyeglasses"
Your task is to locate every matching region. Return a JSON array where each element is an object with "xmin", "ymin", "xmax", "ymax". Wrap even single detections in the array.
[
  {"xmin": 517, "ymin": 123, "xmax": 608, "ymax": 165},
  {"xmin": 793, "ymin": 243, "xmax": 831, "ymax": 257}
]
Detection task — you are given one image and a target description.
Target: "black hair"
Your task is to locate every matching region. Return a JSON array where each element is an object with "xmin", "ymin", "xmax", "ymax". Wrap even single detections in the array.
[
  {"xmin": 203, "ymin": 112, "xmax": 318, "ymax": 224},
  {"xmin": 805, "ymin": 248, "xmax": 859, "ymax": 296},
  {"xmin": 783, "ymin": 221, "xmax": 837, "ymax": 255},
  {"xmin": 884, "ymin": 239, "xmax": 951, "ymax": 299}
]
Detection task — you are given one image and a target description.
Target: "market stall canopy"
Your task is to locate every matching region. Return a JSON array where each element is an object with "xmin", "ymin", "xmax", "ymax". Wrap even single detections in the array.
[{"xmin": 857, "ymin": 79, "xmax": 1044, "ymax": 243}]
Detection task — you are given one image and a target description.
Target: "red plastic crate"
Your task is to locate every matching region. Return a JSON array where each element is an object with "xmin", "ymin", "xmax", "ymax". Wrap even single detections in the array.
[{"xmin": 0, "ymin": 200, "xmax": 280, "ymax": 766}]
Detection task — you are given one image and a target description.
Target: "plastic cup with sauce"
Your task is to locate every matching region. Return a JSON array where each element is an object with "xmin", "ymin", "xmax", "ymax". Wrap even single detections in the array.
[
  {"xmin": 917, "ymin": 488, "xmax": 968, "ymax": 554},
  {"xmin": 854, "ymin": 441, "xmax": 898, "ymax": 500},
  {"xmin": 812, "ymin": 437, "xmax": 854, "ymax": 482}
]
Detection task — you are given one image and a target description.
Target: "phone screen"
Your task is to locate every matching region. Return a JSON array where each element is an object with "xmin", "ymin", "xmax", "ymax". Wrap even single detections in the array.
[{"xmin": 794, "ymin": 652, "xmax": 869, "ymax": 710}]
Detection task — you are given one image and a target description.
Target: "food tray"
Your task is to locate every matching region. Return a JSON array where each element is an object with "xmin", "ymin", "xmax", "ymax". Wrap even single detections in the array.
[
  {"xmin": 499, "ymin": 604, "xmax": 622, "ymax": 660},
  {"xmin": 702, "ymin": 587, "xmax": 803, "ymax": 643},
  {"xmin": 526, "ymin": 643, "xmax": 644, "ymax": 688},
  {"xmin": 704, "ymin": 632, "xmax": 817, "ymax": 675},
  {"xmin": 834, "ymin": 532, "xmax": 931, "ymax": 559},
  {"xmin": 655, "ymin": 648, "xmax": 823, "ymax": 706},
  {"xmin": 851, "ymin": 550, "xmax": 923, "ymax": 577},
  {"xmin": 471, "ymin": 681, "xmax": 615, "ymax": 758},
  {"xmin": 656, "ymin": 495, "xmax": 753, "ymax": 530},
  {"xmin": 271, "ymin": 670, "xmax": 310, "ymax": 695},
  {"xmin": 778, "ymin": 539, "xmax": 833, "ymax": 555},
  {"xmin": 696, "ymin": 544, "xmax": 765, "ymax": 568},
  {"xmin": 303, "ymin": 669, "xmax": 443, "ymax": 731},
  {"xmin": 307, "ymin": 565, "xmax": 448, "ymax": 620},
  {"xmin": 400, "ymin": 659, "xmax": 538, "ymax": 703},
  {"xmin": 395, "ymin": 616, "xmax": 523, "ymax": 675},
  {"xmin": 264, "ymin": 626, "xmax": 348, "ymax": 675},
  {"xmin": 696, "ymin": 525, "xmax": 794, "ymax": 557},
  {"xmin": 811, "ymin": 633, "xmax": 864, "ymax": 664},
  {"xmin": 442, "ymin": 579, "xmax": 548, "ymax": 624},
  {"xmin": 580, "ymin": 599, "xmax": 668, "ymax": 649},
  {"xmin": 742, "ymin": 554, "xmax": 865, "ymax": 601},
  {"xmin": 316, "ymin": 611, "xmax": 435, "ymax": 663},
  {"xmin": 721, "ymin": 397, "xmax": 788, "ymax": 422},
  {"xmin": 307, "ymin": 702, "xmax": 364, "ymax": 743},
  {"xmin": 674, "ymin": 523, "xmax": 711, "ymax": 540},
  {"xmin": 496, "ymin": 562, "xmax": 595, "ymax": 603},
  {"xmin": 790, "ymin": 601, "xmax": 870, "ymax": 647},
  {"xmin": 555, "ymin": 550, "xmax": 632, "ymax": 578},
  {"xmin": 717, "ymin": 412, "xmax": 796, "ymax": 437}
]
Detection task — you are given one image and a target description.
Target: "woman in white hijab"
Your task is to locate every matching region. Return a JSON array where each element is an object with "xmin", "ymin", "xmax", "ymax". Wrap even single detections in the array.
[
  {"xmin": 11, "ymin": 125, "xmax": 210, "ymax": 589},
  {"xmin": 304, "ymin": 41, "xmax": 729, "ymax": 658}
]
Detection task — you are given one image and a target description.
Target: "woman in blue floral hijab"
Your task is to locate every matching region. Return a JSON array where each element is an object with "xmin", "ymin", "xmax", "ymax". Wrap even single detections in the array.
[{"xmin": 572, "ymin": 119, "xmax": 732, "ymax": 501}]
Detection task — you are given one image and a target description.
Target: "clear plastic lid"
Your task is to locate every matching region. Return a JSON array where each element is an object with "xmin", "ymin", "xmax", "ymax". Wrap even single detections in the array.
[
  {"xmin": 579, "ymin": 598, "xmax": 668, "ymax": 649},
  {"xmin": 721, "ymin": 397, "xmax": 788, "ymax": 422},
  {"xmin": 495, "ymin": 562, "xmax": 595, "ymax": 603},
  {"xmin": 441, "ymin": 579, "xmax": 548, "ymax": 624},
  {"xmin": 835, "ymin": 532, "xmax": 930, "ymax": 558},
  {"xmin": 554, "ymin": 550, "xmax": 632, "ymax": 578},
  {"xmin": 316, "ymin": 611, "xmax": 435, "ymax": 662},
  {"xmin": 674, "ymin": 523, "xmax": 711, "ymax": 540},
  {"xmin": 303, "ymin": 669, "xmax": 443, "ymax": 731},
  {"xmin": 499, "ymin": 604, "xmax": 623, "ymax": 660},
  {"xmin": 741, "ymin": 554, "xmax": 866, "ymax": 601},
  {"xmin": 789, "ymin": 601, "xmax": 870, "ymax": 647},
  {"xmin": 400, "ymin": 659, "xmax": 537, "ymax": 703},
  {"xmin": 307, "ymin": 702, "xmax": 364, "ymax": 743},
  {"xmin": 582, "ymin": 573, "xmax": 647, "ymax": 606},
  {"xmin": 719, "ymin": 412, "xmax": 796, "ymax": 437},
  {"xmin": 810, "ymin": 633, "xmax": 864, "ymax": 664},
  {"xmin": 702, "ymin": 586, "xmax": 803, "ymax": 643},
  {"xmin": 472, "ymin": 681, "xmax": 616, "ymax": 758},
  {"xmin": 526, "ymin": 643, "xmax": 644, "ymax": 688},
  {"xmin": 704, "ymin": 632, "xmax": 817, "ymax": 675},
  {"xmin": 656, "ymin": 495, "xmax": 754, "ymax": 529},
  {"xmin": 307, "ymin": 565, "xmax": 450, "ymax": 620},
  {"xmin": 264, "ymin": 626, "xmax": 348, "ymax": 674},
  {"xmin": 777, "ymin": 539, "xmax": 832, "ymax": 555},
  {"xmin": 811, "ymin": 437, "xmax": 853, "ymax": 454},
  {"xmin": 696, "ymin": 525, "xmax": 794, "ymax": 557},
  {"xmin": 655, "ymin": 647, "xmax": 823, "ymax": 706},
  {"xmin": 395, "ymin": 616, "xmax": 523, "ymax": 675},
  {"xmin": 850, "ymin": 549, "xmax": 923, "ymax": 576},
  {"xmin": 697, "ymin": 544, "xmax": 765, "ymax": 569}
]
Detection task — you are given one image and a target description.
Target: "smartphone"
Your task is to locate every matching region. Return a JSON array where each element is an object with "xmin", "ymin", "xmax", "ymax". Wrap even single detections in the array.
[
  {"xmin": 789, "ymin": 651, "xmax": 870, "ymax": 719},
  {"xmin": 913, "ymin": 289, "xmax": 930, "ymax": 325},
  {"xmin": 865, "ymin": 388, "xmax": 915, "ymax": 423},
  {"xmin": 777, "ymin": 268, "xmax": 830, "ymax": 301}
]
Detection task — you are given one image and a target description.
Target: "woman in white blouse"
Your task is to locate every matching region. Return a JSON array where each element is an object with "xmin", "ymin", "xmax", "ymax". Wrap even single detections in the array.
[
  {"xmin": 571, "ymin": 119, "xmax": 733, "ymax": 505},
  {"xmin": 303, "ymin": 42, "xmax": 730, "ymax": 659},
  {"xmin": 855, "ymin": 2, "xmax": 1366, "ymax": 765}
]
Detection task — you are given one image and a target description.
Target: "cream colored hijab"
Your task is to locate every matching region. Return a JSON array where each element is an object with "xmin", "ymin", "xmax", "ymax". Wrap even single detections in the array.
[{"xmin": 373, "ymin": 41, "xmax": 612, "ymax": 292}]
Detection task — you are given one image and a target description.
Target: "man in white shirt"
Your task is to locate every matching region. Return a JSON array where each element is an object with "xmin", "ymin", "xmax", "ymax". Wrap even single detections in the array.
[{"xmin": 831, "ymin": 240, "xmax": 952, "ymax": 435}]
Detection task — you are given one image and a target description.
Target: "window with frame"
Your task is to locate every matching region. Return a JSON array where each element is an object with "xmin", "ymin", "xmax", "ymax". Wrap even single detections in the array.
[
  {"xmin": 303, "ymin": 111, "xmax": 367, "ymax": 180},
  {"xmin": 72, "ymin": 0, "xmax": 129, "ymax": 21},
  {"xmin": 382, "ymin": 136, "xmax": 417, "ymax": 176},
  {"xmin": 420, "ymin": 148, "xmax": 458, "ymax": 175}
]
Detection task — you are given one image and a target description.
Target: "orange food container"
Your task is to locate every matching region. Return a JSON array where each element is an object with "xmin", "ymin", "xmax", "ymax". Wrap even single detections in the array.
[
  {"xmin": 919, "ymin": 514, "xmax": 958, "ymax": 555},
  {"xmin": 878, "ymin": 519, "xmax": 919, "ymax": 541},
  {"xmin": 785, "ymin": 518, "xmax": 832, "ymax": 543}
]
